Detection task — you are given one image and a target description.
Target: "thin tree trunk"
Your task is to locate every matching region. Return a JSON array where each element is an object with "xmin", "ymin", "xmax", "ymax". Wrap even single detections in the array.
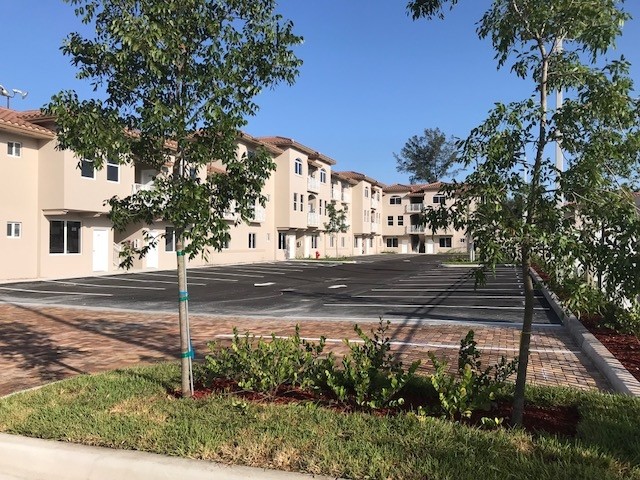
[
  {"xmin": 512, "ymin": 245, "xmax": 534, "ymax": 425},
  {"xmin": 176, "ymin": 235, "xmax": 192, "ymax": 397}
]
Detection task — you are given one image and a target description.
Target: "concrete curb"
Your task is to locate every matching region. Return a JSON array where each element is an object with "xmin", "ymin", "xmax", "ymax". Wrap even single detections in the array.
[
  {"xmin": 0, "ymin": 433, "xmax": 338, "ymax": 480},
  {"xmin": 530, "ymin": 268, "xmax": 640, "ymax": 396}
]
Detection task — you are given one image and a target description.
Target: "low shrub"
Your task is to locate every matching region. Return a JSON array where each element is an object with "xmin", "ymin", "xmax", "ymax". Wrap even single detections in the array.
[
  {"xmin": 325, "ymin": 319, "xmax": 420, "ymax": 409},
  {"xmin": 428, "ymin": 330, "xmax": 517, "ymax": 420},
  {"xmin": 200, "ymin": 325, "xmax": 333, "ymax": 396}
]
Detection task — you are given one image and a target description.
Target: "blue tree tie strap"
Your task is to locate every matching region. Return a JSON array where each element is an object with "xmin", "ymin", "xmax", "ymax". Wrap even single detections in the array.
[
  {"xmin": 179, "ymin": 291, "xmax": 189, "ymax": 302},
  {"xmin": 176, "ymin": 250, "xmax": 185, "ymax": 257},
  {"xmin": 180, "ymin": 350, "xmax": 194, "ymax": 358}
]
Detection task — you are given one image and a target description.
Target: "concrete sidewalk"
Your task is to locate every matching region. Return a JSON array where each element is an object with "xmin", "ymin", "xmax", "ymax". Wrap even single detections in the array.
[{"xmin": 0, "ymin": 433, "xmax": 337, "ymax": 480}]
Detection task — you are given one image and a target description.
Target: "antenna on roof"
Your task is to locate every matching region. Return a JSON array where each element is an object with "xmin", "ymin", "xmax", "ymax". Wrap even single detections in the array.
[{"xmin": 0, "ymin": 84, "xmax": 29, "ymax": 108}]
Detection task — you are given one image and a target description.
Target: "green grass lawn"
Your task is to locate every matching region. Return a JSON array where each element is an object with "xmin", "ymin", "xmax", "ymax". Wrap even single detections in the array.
[{"xmin": 1, "ymin": 363, "xmax": 639, "ymax": 480}]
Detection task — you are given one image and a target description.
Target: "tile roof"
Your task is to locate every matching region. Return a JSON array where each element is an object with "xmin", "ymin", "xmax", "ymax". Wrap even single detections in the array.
[
  {"xmin": 258, "ymin": 136, "xmax": 337, "ymax": 165},
  {"xmin": 335, "ymin": 170, "xmax": 385, "ymax": 188},
  {"xmin": 238, "ymin": 132, "xmax": 283, "ymax": 156},
  {"xmin": 0, "ymin": 107, "xmax": 55, "ymax": 139},
  {"xmin": 383, "ymin": 183, "xmax": 412, "ymax": 193}
]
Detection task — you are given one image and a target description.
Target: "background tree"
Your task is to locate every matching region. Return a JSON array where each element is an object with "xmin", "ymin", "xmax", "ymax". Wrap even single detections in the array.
[
  {"xmin": 46, "ymin": 0, "xmax": 302, "ymax": 397},
  {"xmin": 394, "ymin": 127, "xmax": 458, "ymax": 183},
  {"xmin": 408, "ymin": 0, "xmax": 640, "ymax": 425},
  {"xmin": 324, "ymin": 202, "xmax": 349, "ymax": 258}
]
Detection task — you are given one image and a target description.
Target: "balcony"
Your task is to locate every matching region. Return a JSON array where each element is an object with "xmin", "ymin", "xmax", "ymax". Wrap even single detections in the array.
[
  {"xmin": 405, "ymin": 203, "xmax": 424, "ymax": 213},
  {"xmin": 371, "ymin": 222, "xmax": 378, "ymax": 233},
  {"xmin": 331, "ymin": 188, "xmax": 341, "ymax": 201},
  {"xmin": 307, "ymin": 212, "xmax": 320, "ymax": 227},
  {"xmin": 407, "ymin": 224, "xmax": 426, "ymax": 234},
  {"xmin": 371, "ymin": 197, "xmax": 379, "ymax": 209},
  {"xmin": 341, "ymin": 191, "xmax": 351, "ymax": 203},
  {"xmin": 307, "ymin": 176, "xmax": 319, "ymax": 193},
  {"xmin": 131, "ymin": 183, "xmax": 154, "ymax": 194}
]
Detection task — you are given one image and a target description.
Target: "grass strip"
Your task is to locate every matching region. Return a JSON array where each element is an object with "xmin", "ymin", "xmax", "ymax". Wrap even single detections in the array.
[{"xmin": 1, "ymin": 363, "xmax": 639, "ymax": 480}]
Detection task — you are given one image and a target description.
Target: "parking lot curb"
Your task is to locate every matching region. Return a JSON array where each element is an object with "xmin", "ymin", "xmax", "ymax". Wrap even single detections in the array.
[
  {"xmin": 530, "ymin": 268, "xmax": 640, "ymax": 396},
  {"xmin": 0, "ymin": 433, "xmax": 339, "ymax": 480}
]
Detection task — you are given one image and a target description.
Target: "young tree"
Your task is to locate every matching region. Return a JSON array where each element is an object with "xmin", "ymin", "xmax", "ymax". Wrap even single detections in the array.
[
  {"xmin": 324, "ymin": 202, "xmax": 349, "ymax": 258},
  {"xmin": 408, "ymin": 0, "xmax": 640, "ymax": 425},
  {"xmin": 394, "ymin": 128, "xmax": 458, "ymax": 183},
  {"xmin": 46, "ymin": 0, "xmax": 302, "ymax": 397}
]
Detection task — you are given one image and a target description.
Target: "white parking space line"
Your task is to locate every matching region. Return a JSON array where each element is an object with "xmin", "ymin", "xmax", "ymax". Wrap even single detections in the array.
[
  {"xmin": 99, "ymin": 277, "xmax": 206, "ymax": 286},
  {"xmin": 196, "ymin": 271, "xmax": 264, "ymax": 278},
  {"xmin": 323, "ymin": 303, "xmax": 550, "ymax": 311},
  {"xmin": 45, "ymin": 280, "xmax": 165, "ymax": 290},
  {"xmin": 232, "ymin": 268, "xmax": 287, "ymax": 275},
  {"xmin": 214, "ymin": 334, "xmax": 579, "ymax": 354},
  {"xmin": 355, "ymin": 294, "xmax": 528, "ymax": 299},
  {"xmin": 136, "ymin": 272, "xmax": 238, "ymax": 282},
  {"xmin": 329, "ymin": 284, "xmax": 347, "ymax": 289},
  {"xmin": 0, "ymin": 286, "xmax": 113, "ymax": 296},
  {"xmin": 254, "ymin": 282, "xmax": 276, "ymax": 287}
]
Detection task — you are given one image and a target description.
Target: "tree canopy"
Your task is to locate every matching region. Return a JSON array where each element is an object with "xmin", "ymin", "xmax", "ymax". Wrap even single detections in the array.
[
  {"xmin": 409, "ymin": 0, "xmax": 640, "ymax": 424},
  {"xmin": 46, "ymin": 0, "xmax": 303, "ymax": 396},
  {"xmin": 394, "ymin": 128, "xmax": 458, "ymax": 184}
]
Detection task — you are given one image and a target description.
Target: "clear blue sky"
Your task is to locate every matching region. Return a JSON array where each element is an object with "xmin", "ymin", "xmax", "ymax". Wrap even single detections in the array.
[{"xmin": 2, "ymin": 1, "xmax": 639, "ymax": 185}]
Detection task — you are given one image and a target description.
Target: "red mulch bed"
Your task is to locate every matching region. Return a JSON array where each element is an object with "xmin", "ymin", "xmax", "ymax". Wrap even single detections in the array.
[
  {"xmin": 580, "ymin": 315, "xmax": 640, "ymax": 383},
  {"xmin": 175, "ymin": 379, "xmax": 579, "ymax": 438}
]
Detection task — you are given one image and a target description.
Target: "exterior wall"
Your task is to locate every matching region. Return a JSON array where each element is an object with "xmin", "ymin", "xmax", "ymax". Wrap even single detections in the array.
[
  {"xmin": 0, "ymin": 132, "xmax": 41, "ymax": 280},
  {"xmin": 273, "ymin": 149, "xmax": 308, "ymax": 230}
]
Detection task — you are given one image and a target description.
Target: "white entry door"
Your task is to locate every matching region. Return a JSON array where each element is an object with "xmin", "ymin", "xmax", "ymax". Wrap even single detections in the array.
[
  {"xmin": 146, "ymin": 230, "xmax": 159, "ymax": 268},
  {"xmin": 92, "ymin": 229, "xmax": 109, "ymax": 272},
  {"xmin": 426, "ymin": 239, "xmax": 435, "ymax": 254}
]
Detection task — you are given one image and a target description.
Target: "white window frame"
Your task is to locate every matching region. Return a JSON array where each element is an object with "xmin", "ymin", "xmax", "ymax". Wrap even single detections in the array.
[
  {"xmin": 320, "ymin": 169, "xmax": 327, "ymax": 183},
  {"xmin": 106, "ymin": 158, "xmax": 120, "ymax": 182},
  {"xmin": 364, "ymin": 187, "xmax": 369, "ymax": 198},
  {"xmin": 49, "ymin": 220, "xmax": 82, "ymax": 255},
  {"xmin": 387, "ymin": 215, "xmax": 394, "ymax": 226},
  {"xmin": 311, "ymin": 236, "xmax": 318, "ymax": 249},
  {"xmin": 7, "ymin": 222, "xmax": 21, "ymax": 238},
  {"xmin": 278, "ymin": 232, "xmax": 287, "ymax": 250},
  {"xmin": 80, "ymin": 159, "xmax": 95, "ymax": 179},
  {"xmin": 294, "ymin": 158, "xmax": 303, "ymax": 175},
  {"xmin": 293, "ymin": 193, "xmax": 298, "ymax": 211},
  {"xmin": 433, "ymin": 195, "xmax": 446, "ymax": 204},
  {"xmin": 7, "ymin": 141, "xmax": 22, "ymax": 157},
  {"xmin": 390, "ymin": 196, "xmax": 401, "ymax": 205},
  {"xmin": 165, "ymin": 226, "xmax": 176, "ymax": 252},
  {"xmin": 248, "ymin": 232, "xmax": 257, "ymax": 249},
  {"xmin": 439, "ymin": 237, "xmax": 452, "ymax": 248},
  {"xmin": 386, "ymin": 237, "xmax": 398, "ymax": 248},
  {"xmin": 397, "ymin": 216, "xmax": 404, "ymax": 226},
  {"xmin": 341, "ymin": 236, "xmax": 345, "ymax": 248},
  {"xmin": 329, "ymin": 236, "xmax": 334, "ymax": 248}
]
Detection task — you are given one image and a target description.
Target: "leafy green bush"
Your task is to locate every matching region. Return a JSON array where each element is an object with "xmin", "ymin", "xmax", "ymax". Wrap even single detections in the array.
[
  {"xmin": 429, "ymin": 331, "xmax": 517, "ymax": 420},
  {"xmin": 200, "ymin": 325, "xmax": 333, "ymax": 396},
  {"xmin": 325, "ymin": 319, "xmax": 420, "ymax": 409}
]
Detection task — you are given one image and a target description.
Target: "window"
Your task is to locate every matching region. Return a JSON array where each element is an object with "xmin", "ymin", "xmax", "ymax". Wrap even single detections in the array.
[
  {"xmin": 320, "ymin": 169, "xmax": 327, "ymax": 183},
  {"xmin": 355, "ymin": 237, "xmax": 360, "ymax": 248},
  {"xmin": 329, "ymin": 236, "xmax": 334, "ymax": 248},
  {"xmin": 439, "ymin": 237, "xmax": 452, "ymax": 248},
  {"xmin": 397, "ymin": 216, "xmax": 404, "ymax": 226},
  {"xmin": 6, "ymin": 222, "xmax": 21, "ymax": 238},
  {"xmin": 311, "ymin": 236, "xmax": 318, "ymax": 248},
  {"xmin": 49, "ymin": 220, "xmax": 81, "ymax": 254},
  {"xmin": 81, "ymin": 159, "xmax": 95, "ymax": 178},
  {"xmin": 278, "ymin": 232, "xmax": 287, "ymax": 250},
  {"xmin": 294, "ymin": 158, "xmax": 303, "ymax": 175},
  {"xmin": 364, "ymin": 187, "xmax": 369, "ymax": 198},
  {"xmin": 341, "ymin": 236, "xmax": 345, "ymax": 247},
  {"xmin": 165, "ymin": 227, "xmax": 176, "ymax": 252},
  {"xmin": 293, "ymin": 193, "xmax": 298, "ymax": 211},
  {"xmin": 386, "ymin": 237, "xmax": 399, "ymax": 248},
  {"xmin": 319, "ymin": 200, "xmax": 323, "ymax": 216},
  {"xmin": 369, "ymin": 238, "xmax": 373, "ymax": 247},
  {"xmin": 389, "ymin": 196, "xmax": 401, "ymax": 205},
  {"xmin": 222, "ymin": 237, "xmax": 230, "ymax": 249},
  {"xmin": 300, "ymin": 195, "xmax": 304, "ymax": 212},
  {"xmin": 7, "ymin": 142, "xmax": 21, "ymax": 157},
  {"xmin": 248, "ymin": 232, "xmax": 257, "ymax": 249},
  {"xmin": 189, "ymin": 167, "xmax": 198, "ymax": 179},
  {"xmin": 433, "ymin": 195, "xmax": 446, "ymax": 204},
  {"xmin": 387, "ymin": 215, "xmax": 394, "ymax": 226},
  {"xmin": 107, "ymin": 159, "xmax": 119, "ymax": 182}
]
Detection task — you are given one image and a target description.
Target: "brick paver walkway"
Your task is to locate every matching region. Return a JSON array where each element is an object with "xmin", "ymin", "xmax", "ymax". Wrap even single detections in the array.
[{"xmin": 0, "ymin": 302, "xmax": 609, "ymax": 397}]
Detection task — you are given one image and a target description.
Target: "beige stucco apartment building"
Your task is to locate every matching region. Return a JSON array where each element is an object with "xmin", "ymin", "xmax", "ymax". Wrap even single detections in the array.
[{"xmin": 1, "ymin": 107, "xmax": 468, "ymax": 282}]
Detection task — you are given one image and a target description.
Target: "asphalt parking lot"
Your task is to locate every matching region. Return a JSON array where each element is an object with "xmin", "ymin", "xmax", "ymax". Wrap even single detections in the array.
[{"xmin": 0, "ymin": 254, "xmax": 558, "ymax": 326}]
